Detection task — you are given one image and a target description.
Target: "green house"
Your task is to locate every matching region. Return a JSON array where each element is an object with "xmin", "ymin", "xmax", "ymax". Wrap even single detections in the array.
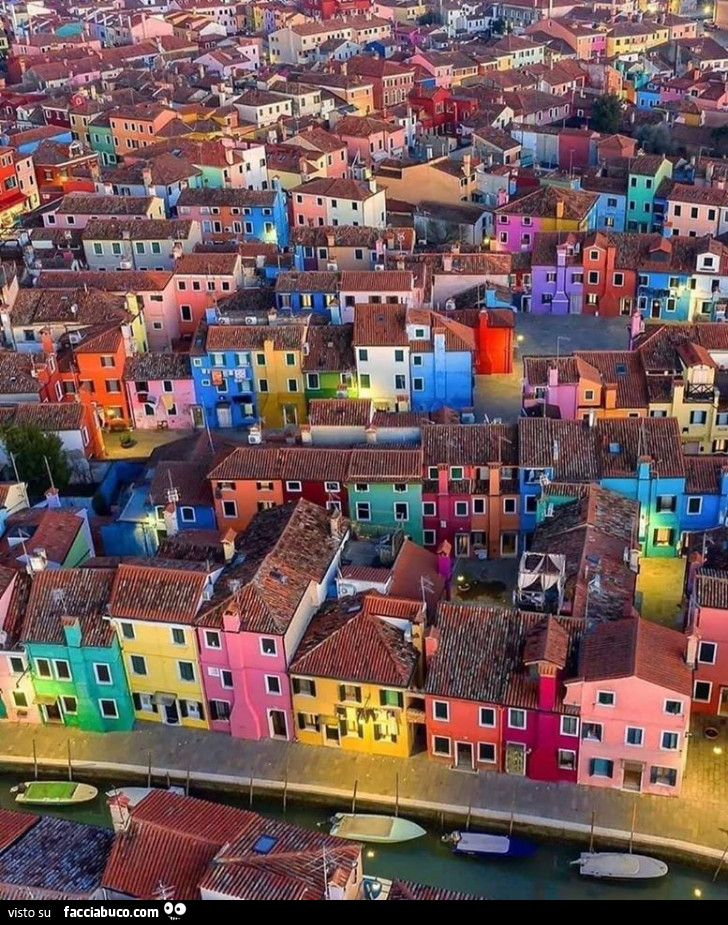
[
  {"xmin": 88, "ymin": 114, "xmax": 117, "ymax": 167},
  {"xmin": 627, "ymin": 155, "xmax": 672, "ymax": 233},
  {"xmin": 22, "ymin": 569, "xmax": 134, "ymax": 731},
  {"xmin": 347, "ymin": 446, "xmax": 423, "ymax": 543},
  {"xmin": 303, "ymin": 325, "xmax": 357, "ymax": 408}
]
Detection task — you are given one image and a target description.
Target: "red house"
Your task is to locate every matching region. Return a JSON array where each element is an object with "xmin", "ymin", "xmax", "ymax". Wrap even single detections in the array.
[
  {"xmin": 301, "ymin": 0, "xmax": 369, "ymax": 17},
  {"xmin": 279, "ymin": 447, "xmax": 351, "ymax": 516},
  {"xmin": 477, "ymin": 309, "xmax": 515, "ymax": 375},
  {"xmin": 409, "ymin": 86, "xmax": 452, "ymax": 134},
  {"xmin": 557, "ymin": 128, "xmax": 598, "ymax": 173},
  {"xmin": 425, "ymin": 602, "xmax": 582, "ymax": 782}
]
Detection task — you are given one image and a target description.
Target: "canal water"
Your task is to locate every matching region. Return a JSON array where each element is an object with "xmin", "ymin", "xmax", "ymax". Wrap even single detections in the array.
[{"xmin": 0, "ymin": 773, "xmax": 726, "ymax": 901}]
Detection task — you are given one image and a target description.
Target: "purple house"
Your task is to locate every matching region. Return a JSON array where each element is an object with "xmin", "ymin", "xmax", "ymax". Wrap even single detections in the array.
[
  {"xmin": 492, "ymin": 186, "xmax": 598, "ymax": 254},
  {"xmin": 530, "ymin": 232, "xmax": 586, "ymax": 315}
]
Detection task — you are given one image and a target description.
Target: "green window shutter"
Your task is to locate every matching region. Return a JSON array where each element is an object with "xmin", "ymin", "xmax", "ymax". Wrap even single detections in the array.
[
  {"xmin": 292, "ymin": 678, "xmax": 301, "ymax": 695},
  {"xmin": 354, "ymin": 686, "xmax": 362, "ymax": 703},
  {"xmin": 297, "ymin": 712, "xmax": 306, "ymax": 730},
  {"xmin": 338, "ymin": 684, "xmax": 346, "ymax": 701},
  {"xmin": 379, "ymin": 689, "xmax": 387, "ymax": 706}
]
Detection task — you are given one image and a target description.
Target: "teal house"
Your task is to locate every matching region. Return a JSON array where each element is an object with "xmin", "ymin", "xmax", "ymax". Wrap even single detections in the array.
[
  {"xmin": 22, "ymin": 569, "xmax": 134, "ymax": 731},
  {"xmin": 346, "ymin": 447, "xmax": 423, "ymax": 543},
  {"xmin": 303, "ymin": 325, "xmax": 357, "ymax": 405},
  {"xmin": 627, "ymin": 155, "xmax": 672, "ymax": 233},
  {"xmin": 88, "ymin": 114, "xmax": 117, "ymax": 166}
]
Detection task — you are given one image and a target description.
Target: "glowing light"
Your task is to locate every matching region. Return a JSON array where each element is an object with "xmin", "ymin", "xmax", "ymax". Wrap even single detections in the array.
[
  {"xmin": 713, "ymin": 746, "xmax": 723, "ymax": 755},
  {"xmin": 516, "ymin": 334, "xmax": 525, "ymax": 343},
  {"xmin": 694, "ymin": 888, "xmax": 702, "ymax": 898},
  {"xmin": 366, "ymin": 850, "xmax": 375, "ymax": 858}
]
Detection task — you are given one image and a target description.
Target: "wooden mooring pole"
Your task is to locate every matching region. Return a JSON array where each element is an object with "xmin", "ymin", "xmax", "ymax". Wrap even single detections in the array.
[
  {"xmin": 32, "ymin": 739, "xmax": 38, "ymax": 780},
  {"xmin": 394, "ymin": 773, "xmax": 399, "ymax": 818},
  {"xmin": 147, "ymin": 751, "xmax": 152, "ymax": 788},
  {"xmin": 282, "ymin": 764, "xmax": 289, "ymax": 813},
  {"xmin": 465, "ymin": 800, "xmax": 472, "ymax": 832},
  {"xmin": 713, "ymin": 839, "xmax": 728, "ymax": 883},
  {"xmin": 351, "ymin": 779, "xmax": 358, "ymax": 815},
  {"xmin": 629, "ymin": 799, "xmax": 637, "ymax": 854},
  {"xmin": 67, "ymin": 740, "xmax": 72, "ymax": 782},
  {"xmin": 589, "ymin": 809, "xmax": 596, "ymax": 853},
  {"xmin": 249, "ymin": 769, "xmax": 254, "ymax": 808},
  {"xmin": 185, "ymin": 764, "xmax": 191, "ymax": 797}
]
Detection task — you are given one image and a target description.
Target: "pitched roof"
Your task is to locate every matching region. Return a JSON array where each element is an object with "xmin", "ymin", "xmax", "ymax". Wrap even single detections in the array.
[
  {"xmin": 290, "ymin": 593, "xmax": 419, "ymax": 686},
  {"xmin": 7, "ymin": 288, "xmax": 129, "ymax": 327},
  {"xmin": 422, "ymin": 423, "xmax": 518, "ymax": 466},
  {"xmin": 208, "ymin": 446, "xmax": 284, "ymax": 481},
  {"xmin": 353, "ymin": 303, "xmax": 408, "ymax": 346},
  {"xmin": 290, "ymin": 177, "xmax": 380, "ymax": 201},
  {"xmin": 302, "ymin": 324, "xmax": 354, "ymax": 373},
  {"xmin": 495, "ymin": 185, "xmax": 598, "ymax": 220},
  {"xmin": 275, "ymin": 270, "xmax": 338, "ymax": 293},
  {"xmin": 340, "ymin": 270, "xmax": 412, "ymax": 292},
  {"xmin": 124, "ymin": 353, "xmax": 191, "ymax": 381},
  {"xmin": 22, "ymin": 568, "xmax": 116, "ymax": 648},
  {"xmin": 54, "ymin": 193, "xmax": 155, "ymax": 215},
  {"xmin": 573, "ymin": 617, "xmax": 691, "ymax": 695},
  {"xmin": 694, "ymin": 569, "xmax": 728, "ymax": 609},
  {"xmin": 148, "ymin": 460, "xmax": 213, "ymax": 508},
  {"xmin": 348, "ymin": 446, "xmax": 422, "ymax": 481},
  {"xmin": 308, "ymin": 398, "xmax": 371, "ymax": 428},
  {"xmin": 109, "ymin": 560, "xmax": 211, "ymax": 624}
]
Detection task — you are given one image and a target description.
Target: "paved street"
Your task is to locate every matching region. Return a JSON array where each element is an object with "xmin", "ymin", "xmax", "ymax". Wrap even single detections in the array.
[
  {"xmin": 636, "ymin": 558, "xmax": 687, "ymax": 627},
  {"xmin": 103, "ymin": 428, "xmax": 198, "ymax": 459},
  {"xmin": 2, "ymin": 720, "xmax": 727, "ymax": 859},
  {"xmin": 475, "ymin": 314, "xmax": 633, "ymax": 423}
]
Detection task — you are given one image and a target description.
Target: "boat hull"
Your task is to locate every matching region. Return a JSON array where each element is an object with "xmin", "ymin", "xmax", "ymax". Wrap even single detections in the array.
[
  {"xmin": 575, "ymin": 852, "xmax": 668, "ymax": 880},
  {"xmin": 13, "ymin": 781, "xmax": 98, "ymax": 805},
  {"xmin": 445, "ymin": 831, "xmax": 535, "ymax": 858},
  {"xmin": 330, "ymin": 813, "xmax": 426, "ymax": 844}
]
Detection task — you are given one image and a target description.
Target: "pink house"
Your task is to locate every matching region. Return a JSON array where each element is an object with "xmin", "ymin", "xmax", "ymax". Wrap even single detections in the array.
[
  {"xmin": 196, "ymin": 500, "xmax": 348, "ymax": 740},
  {"xmin": 687, "ymin": 570, "xmax": 728, "ymax": 715},
  {"xmin": 0, "ymin": 569, "xmax": 42, "ymax": 724},
  {"xmin": 492, "ymin": 186, "xmax": 598, "ymax": 253},
  {"xmin": 407, "ymin": 52, "xmax": 453, "ymax": 88},
  {"xmin": 564, "ymin": 618, "xmax": 692, "ymax": 797},
  {"xmin": 173, "ymin": 253, "xmax": 244, "ymax": 337},
  {"xmin": 522, "ymin": 355, "xmax": 604, "ymax": 420},
  {"xmin": 124, "ymin": 353, "xmax": 196, "ymax": 430},
  {"xmin": 425, "ymin": 603, "xmax": 582, "ymax": 783},
  {"xmin": 333, "ymin": 115, "xmax": 406, "ymax": 168}
]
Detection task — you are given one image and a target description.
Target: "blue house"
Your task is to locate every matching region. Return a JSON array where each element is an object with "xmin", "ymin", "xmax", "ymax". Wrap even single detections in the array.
[
  {"xmin": 147, "ymin": 459, "xmax": 216, "ymax": 537},
  {"xmin": 635, "ymin": 81, "xmax": 661, "ymax": 110},
  {"xmin": 680, "ymin": 457, "xmax": 728, "ymax": 538},
  {"xmin": 635, "ymin": 236, "xmax": 700, "ymax": 322},
  {"xmin": 581, "ymin": 177, "xmax": 627, "ymax": 232},
  {"xmin": 406, "ymin": 310, "xmax": 474, "ymax": 411},
  {"xmin": 275, "ymin": 270, "xmax": 340, "ymax": 320},
  {"xmin": 177, "ymin": 183, "xmax": 290, "ymax": 247},
  {"xmin": 191, "ymin": 313, "xmax": 258, "ymax": 430},
  {"xmin": 519, "ymin": 417, "xmax": 687, "ymax": 557}
]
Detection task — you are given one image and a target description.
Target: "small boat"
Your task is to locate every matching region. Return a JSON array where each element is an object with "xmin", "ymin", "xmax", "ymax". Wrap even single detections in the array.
[
  {"xmin": 361, "ymin": 876, "xmax": 393, "ymax": 900},
  {"xmin": 572, "ymin": 852, "xmax": 668, "ymax": 880},
  {"xmin": 11, "ymin": 781, "xmax": 98, "ymax": 805},
  {"xmin": 106, "ymin": 786, "xmax": 184, "ymax": 831},
  {"xmin": 329, "ymin": 812, "xmax": 426, "ymax": 844},
  {"xmin": 443, "ymin": 830, "xmax": 535, "ymax": 858}
]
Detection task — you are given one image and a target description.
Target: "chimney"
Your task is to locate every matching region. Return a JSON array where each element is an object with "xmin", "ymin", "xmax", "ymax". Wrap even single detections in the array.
[
  {"xmin": 368, "ymin": 178, "xmax": 377, "ymax": 194},
  {"xmin": 365, "ymin": 424, "xmax": 377, "ymax": 444},
  {"xmin": 548, "ymin": 363, "xmax": 558, "ymax": 388},
  {"xmin": 61, "ymin": 615, "xmax": 82, "ymax": 648},
  {"xmin": 300, "ymin": 423, "xmax": 312, "ymax": 445},
  {"xmin": 555, "ymin": 198, "xmax": 565, "ymax": 220},
  {"xmin": 462, "ymin": 152, "xmax": 471, "ymax": 177},
  {"xmin": 442, "ymin": 254, "xmax": 453, "ymax": 272},
  {"xmin": 396, "ymin": 256, "xmax": 405, "ymax": 270},
  {"xmin": 221, "ymin": 527, "xmax": 236, "ymax": 563},
  {"xmin": 141, "ymin": 166, "xmax": 153, "ymax": 192},
  {"xmin": 40, "ymin": 328, "xmax": 53, "ymax": 356},
  {"xmin": 163, "ymin": 502, "xmax": 178, "ymax": 537},
  {"xmin": 604, "ymin": 382, "xmax": 617, "ymax": 410},
  {"xmin": 329, "ymin": 507, "xmax": 344, "ymax": 540},
  {"xmin": 222, "ymin": 604, "xmax": 241, "ymax": 633},
  {"xmin": 45, "ymin": 487, "xmax": 61, "ymax": 508},
  {"xmin": 685, "ymin": 631, "xmax": 699, "ymax": 668}
]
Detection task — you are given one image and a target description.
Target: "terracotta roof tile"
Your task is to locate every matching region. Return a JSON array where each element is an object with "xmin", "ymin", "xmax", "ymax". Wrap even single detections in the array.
[
  {"xmin": 348, "ymin": 446, "xmax": 422, "ymax": 481},
  {"xmin": 13, "ymin": 402, "xmax": 85, "ymax": 432},
  {"xmin": 695, "ymin": 569, "xmax": 728, "ymax": 609},
  {"xmin": 290, "ymin": 177, "xmax": 380, "ymax": 201},
  {"xmin": 279, "ymin": 447, "xmax": 351, "ymax": 482},
  {"xmin": 8, "ymin": 288, "xmax": 129, "ymax": 326},
  {"xmin": 207, "ymin": 447, "xmax": 283, "ymax": 481},
  {"xmin": 308, "ymin": 398, "xmax": 371, "ymax": 427},
  {"xmin": 37, "ymin": 270, "xmax": 173, "ymax": 292},
  {"xmin": 21, "ymin": 568, "xmax": 116, "ymax": 648},
  {"xmin": 353, "ymin": 304, "xmax": 408, "ymax": 346},
  {"xmin": 149, "ymin": 460, "xmax": 213, "ymax": 508},
  {"xmin": 55, "ymin": 193, "xmax": 155, "ymax": 216},
  {"xmin": 422, "ymin": 423, "xmax": 517, "ymax": 466},
  {"xmin": 174, "ymin": 253, "xmax": 240, "ymax": 275},
  {"xmin": 302, "ymin": 325, "xmax": 354, "ymax": 373},
  {"xmin": 685, "ymin": 456, "xmax": 724, "ymax": 494},
  {"xmin": 275, "ymin": 271, "xmax": 339, "ymax": 294},
  {"xmin": 124, "ymin": 353, "xmax": 191, "ymax": 381},
  {"xmin": 496, "ymin": 185, "xmax": 597, "ymax": 220},
  {"xmin": 0, "ymin": 811, "xmax": 38, "ymax": 853},
  {"xmin": 109, "ymin": 560, "xmax": 212, "ymax": 624}
]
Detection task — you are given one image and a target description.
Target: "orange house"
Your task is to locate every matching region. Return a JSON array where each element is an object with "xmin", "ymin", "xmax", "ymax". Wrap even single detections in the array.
[
  {"xmin": 109, "ymin": 104, "xmax": 179, "ymax": 158},
  {"xmin": 59, "ymin": 324, "xmax": 131, "ymax": 427},
  {"xmin": 208, "ymin": 447, "xmax": 285, "ymax": 532}
]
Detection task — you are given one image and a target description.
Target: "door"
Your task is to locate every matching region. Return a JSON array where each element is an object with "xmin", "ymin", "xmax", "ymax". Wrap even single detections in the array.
[
  {"xmin": 455, "ymin": 741, "xmax": 474, "ymax": 770},
  {"xmin": 269, "ymin": 709, "xmax": 288, "ymax": 738},
  {"xmin": 521, "ymin": 295, "xmax": 531, "ymax": 313},
  {"xmin": 622, "ymin": 761, "xmax": 643, "ymax": 792},
  {"xmin": 42, "ymin": 702, "xmax": 63, "ymax": 724},
  {"xmin": 569, "ymin": 292, "xmax": 581, "ymax": 315},
  {"xmin": 163, "ymin": 701, "xmax": 180, "ymax": 725},
  {"xmin": 216, "ymin": 403, "xmax": 232, "ymax": 428},
  {"xmin": 190, "ymin": 405, "xmax": 204, "ymax": 428},
  {"xmin": 650, "ymin": 299, "xmax": 661, "ymax": 319},
  {"xmin": 501, "ymin": 532, "xmax": 518, "ymax": 557},
  {"xmin": 283, "ymin": 404, "xmax": 298, "ymax": 427},
  {"xmin": 324, "ymin": 722, "xmax": 340, "ymax": 746},
  {"xmin": 505, "ymin": 742, "xmax": 526, "ymax": 775},
  {"xmin": 719, "ymin": 687, "xmax": 728, "ymax": 716}
]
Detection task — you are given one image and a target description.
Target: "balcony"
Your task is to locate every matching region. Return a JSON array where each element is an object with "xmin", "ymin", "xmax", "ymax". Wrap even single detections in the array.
[{"xmin": 684, "ymin": 384, "xmax": 716, "ymax": 403}]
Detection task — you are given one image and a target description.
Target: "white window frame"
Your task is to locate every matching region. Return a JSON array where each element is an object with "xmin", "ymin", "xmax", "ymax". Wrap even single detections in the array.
[
  {"xmin": 477, "ymin": 742, "xmax": 497, "ymax": 764},
  {"xmin": 663, "ymin": 698, "xmax": 683, "ymax": 716},
  {"xmin": 93, "ymin": 663, "xmax": 112, "ymax": 685},
  {"xmin": 660, "ymin": 730, "xmax": 680, "ymax": 751},
  {"xmin": 53, "ymin": 659, "xmax": 71, "ymax": 681},
  {"xmin": 508, "ymin": 707, "xmax": 526, "ymax": 729},
  {"xmin": 265, "ymin": 674, "xmax": 282, "ymax": 695},
  {"xmin": 625, "ymin": 725, "xmax": 644, "ymax": 747},
  {"xmin": 130, "ymin": 654, "xmax": 147, "ymax": 676},
  {"xmin": 432, "ymin": 699, "xmax": 449, "ymax": 722},
  {"xmin": 177, "ymin": 660, "xmax": 195, "ymax": 683},
  {"xmin": 179, "ymin": 506, "xmax": 196, "ymax": 523},
  {"xmin": 98, "ymin": 698, "xmax": 118, "ymax": 719},
  {"xmin": 479, "ymin": 706, "xmax": 496, "ymax": 728},
  {"xmin": 454, "ymin": 501, "xmax": 468, "ymax": 517},
  {"xmin": 432, "ymin": 734, "xmax": 451, "ymax": 756},
  {"xmin": 693, "ymin": 679, "xmax": 712, "ymax": 702},
  {"xmin": 170, "ymin": 626, "xmax": 186, "ymax": 646},
  {"xmin": 560, "ymin": 715, "xmax": 579, "ymax": 737},
  {"xmin": 204, "ymin": 630, "xmax": 221, "ymax": 650},
  {"xmin": 596, "ymin": 690, "xmax": 615, "ymax": 707},
  {"xmin": 698, "ymin": 641, "xmax": 717, "ymax": 664},
  {"xmin": 260, "ymin": 637, "xmax": 277, "ymax": 657},
  {"xmin": 286, "ymin": 481, "xmax": 302, "ymax": 492}
]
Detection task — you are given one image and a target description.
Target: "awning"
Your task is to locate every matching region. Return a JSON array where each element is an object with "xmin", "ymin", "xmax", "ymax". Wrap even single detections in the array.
[
  {"xmin": 153, "ymin": 692, "xmax": 177, "ymax": 707},
  {"xmin": 319, "ymin": 714, "xmax": 339, "ymax": 725},
  {"xmin": 34, "ymin": 694, "xmax": 57, "ymax": 705}
]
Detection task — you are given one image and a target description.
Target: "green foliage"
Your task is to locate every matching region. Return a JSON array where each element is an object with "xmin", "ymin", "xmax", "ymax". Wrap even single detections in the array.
[
  {"xmin": 590, "ymin": 94, "xmax": 622, "ymax": 134},
  {"xmin": 710, "ymin": 125, "xmax": 728, "ymax": 156},
  {"xmin": 491, "ymin": 17, "xmax": 506, "ymax": 34},
  {"xmin": 0, "ymin": 423, "xmax": 70, "ymax": 499},
  {"xmin": 635, "ymin": 123, "xmax": 675, "ymax": 155},
  {"xmin": 417, "ymin": 10, "xmax": 443, "ymax": 25}
]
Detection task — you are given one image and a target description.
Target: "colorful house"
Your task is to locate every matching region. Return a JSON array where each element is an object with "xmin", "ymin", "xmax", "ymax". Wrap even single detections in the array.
[
  {"xmin": 687, "ymin": 570, "xmax": 728, "ymax": 715},
  {"xmin": 124, "ymin": 354, "xmax": 195, "ymax": 431},
  {"xmin": 564, "ymin": 618, "xmax": 691, "ymax": 796},
  {"xmin": 346, "ymin": 446, "xmax": 423, "ymax": 543},
  {"xmin": 0, "ymin": 572, "xmax": 40, "ymax": 723},
  {"xmin": 626, "ymin": 155, "xmax": 672, "ymax": 233},
  {"xmin": 354, "ymin": 303, "xmax": 410, "ymax": 412},
  {"xmin": 492, "ymin": 185, "xmax": 598, "ymax": 253},
  {"xmin": 108, "ymin": 560, "xmax": 221, "ymax": 729},
  {"xmin": 275, "ymin": 271, "xmax": 340, "ymax": 320},
  {"xmin": 173, "ymin": 252, "xmax": 244, "ymax": 338},
  {"xmin": 176, "ymin": 186, "xmax": 289, "ymax": 247},
  {"xmin": 425, "ymin": 602, "xmax": 582, "ymax": 782},
  {"xmin": 303, "ymin": 324, "xmax": 356, "ymax": 403},
  {"xmin": 421, "ymin": 424, "xmax": 520, "ymax": 559},
  {"xmin": 290, "ymin": 593, "xmax": 423, "ymax": 756},
  {"xmin": 22, "ymin": 569, "xmax": 135, "ymax": 731},
  {"xmin": 60, "ymin": 323, "xmax": 131, "ymax": 428},
  {"xmin": 407, "ymin": 309, "xmax": 475, "ymax": 411},
  {"xmin": 195, "ymin": 500, "xmax": 348, "ymax": 740},
  {"xmin": 580, "ymin": 175, "xmax": 627, "ymax": 233},
  {"xmin": 530, "ymin": 232, "xmax": 585, "ymax": 315}
]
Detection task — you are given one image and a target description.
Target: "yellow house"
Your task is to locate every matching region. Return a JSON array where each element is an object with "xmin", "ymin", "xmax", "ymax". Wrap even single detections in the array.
[
  {"xmin": 606, "ymin": 21, "xmax": 669, "ymax": 58},
  {"xmin": 253, "ymin": 325, "xmax": 308, "ymax": 429},
  {"xmin": 290, "ymin": 594, "xmax": 425, "ymax": 758},
  {"xmin": 109, "ymin": 561, "xmax": 219, "ymax": 730}
]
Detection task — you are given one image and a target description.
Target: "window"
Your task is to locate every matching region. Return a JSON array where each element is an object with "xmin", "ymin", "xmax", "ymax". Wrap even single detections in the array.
[
  {"xmin": 258, "ymin": 379, "xmax": 269, "ymax": 393},
  {"xmin": 687, "ymin": 497, "xmax": 702, "ymax": 515},
  {"xmin": 180, "ymin": 305, "xmax": 192, "ymax": 322},
  {"xmin": 12, "ymin": 691, "xmax": 27, "ymax": 708},
  {"xmin": 286, "ymin": 481, "xmax": 302, "ymax": 492},
  {"xmin": 260, "ymin": 637, "xmax": 277, "ymax": 657},
  {"xmin": 694, "ymin": 680, "xmax": 712, "ymax": 702},
  {"xmin": 99, "ymin": 699, "xmax": 118, "ymax": 719},
  {"xmin": 524, "ymin": 495, "xmax": 537, "ymax": 514},
  {"xmin": 508, "ymin": 708, "xmax": 526, "ymax": 729},
  {"xmin": 613, "ymin": 272, "xmax": 624, "ymax": 286},
  {"xmin": 479, "ymin": 706, "xmax": 495, "ymax": 727},
  {"xmin": 8, "ymin": 656, "xmax": 24, "ymax": 675},
  {"xmin": 478, "ymin": 742, "xmax": 496, "ymax": 763},
  {"xmin": 690, "ymin": 410, "xmax": 707, "ymax": 425},
  {"xmin": 588, "ymin": 271, "xmax": 599, "ymax": 284},
  {"xmin": 379, "ymin": 689, "xmax": 403, "ymax": 708},
  {"xmin": 205, "ymin": 630, "xmax": 221, "ymax": 650},
  {"xmin": 698, "ymin": 641, "xmax": 717, "ymax": 664},
  {"xmin": 358, "ymin": 348, "xmax": 368, "ymax": 362},
  {"xmin": 339, "ymin": 684, "xmax": 362, "ymax": 703},
  {"xmin": 394, "ymin": 349, "xmax": 405, "ymax": 362},
  {"xmin": 560, "ymin": 716, "xmax": 578, "ymax": 737},
  {"xmin": 558, "ymin": 749, "xmax": 576, "ymax": 770},
  {"xmin": 356, "ymin": 501, "xmax": 371, "ymax": 521},
  {"xmin": 178, "ymin": 661, "xmax": 195, "ymax": 682},
  {"xmin": 423, "ymin": 529, "xmax": 436, "ymax": 545},
  {"xmin": 454, "ymin": 501, "xmax": 468, "ymax": 517},
  {"xmin": 412, "ymin": 354, "xmax": 423, "ymax": 367},
  {"xmin": 650, "ymin": 766, "xmax": 677, "ymax": 787},
  {"xmin": 325, "ymin": 481, "xmax": 340, "ymax": 492},
  {"xmin": 61, "ymin": 696, "xmax": 78, "ymax": 715},
  {"xmin": 503, "ymin": 498, "xmax": 517, "ymax": 514},
  {"xmin": 596, "ymin": 690, "xmax": 615, "ymax": 707},
  {"xmin": 664, "ymin": 699, "xmax": 683, "ymax": 716},
  {"xmin": 589, "ymin": 758, "xmax": 614, "ymax": 778},
  {"xmin": 130, "ymin": 655, "xmax": 147, "ymax": 675},
  {"xmin": 171, "ymin": 627, "xmax": 185, "ymax": 646},
  {"xmin": 92, "ymin": 242, "xmax": 103, "ymax": 256},
  {"xmin": 265, "ymin": 675, "xmax": 282, "ymax": 695},
  {"xmin": 433, "ymin": 700, "xmax": 449, "ymax": 721},
  {"xmin": 222, "ymin": 500, "xmax": 237, "ymax": 519},
  {"xmin": 119, "ymin": 621, "xmax": 135, "ymax": 640},
  {"xmin": 210, "ymin": 700, "xmax": 231, "ymax": 721},
  {"xmin": 285, "ymin": 352, "xmax": 296, "ymax": 367},
  {"xmin": 394, "ymin": 502, "xmax": 409, "ymax": 521},
  {"xmin": 94, "ymin": 664, "xmax": 112, "ymax": 685},
  {"xmin": 292, "ymin": 677, "xmax": 316, "ymax": 697},
  {"xmin": 450, "ymin": 466, "xmax": 464, "ymax": 480},
  {"xmin": 625, "ymin": 726, "xmax": 643, "ymax": 746},
  {"xmin": 394, "ymin": 374, "xmax": 406, "ymax": 390},
  {"xmin": 256, "ymin": 353, "xmax": 266, "ymax": 366},
  {"xmin": 413, "ymin": 377, "xmax": 424, "ymax": 391},
  {"xmin": 306, "ymin": 373, "xmax": 320, "ymax": 390},
  {"xmin": 35, "ymin": 657, "xmax": 52, "ymax": 678},
  {"xmin": 657, "ymin": 495, "xmax": 676, "ymax": 513},
  {"xmin": 432, "ymin": 735, "xmax": 451, "ymax": 756},
  {"xmin": 582, "ymin": 722, "xmax": 602, "ymax": 742},
  {"xmin": 54, "ymin": 660, "xmax": 71, "ymax": 680},
  {"xmin": 472, "ymin": 498, "xmax": 486, "ymax": 515},
  {"xmin": 221, "ymin": 669, "xmax": 234, "ymax": 688},
  {"xmin": 661, "ymin": 731, "xmax": 679, "ymax": 750},
  {"xmin": 355, "ymin": 483, "xmax": 369, "ymax": 493},
  {"xmin": 287, "ymin": 378, "xmax": 299, "ymax": 392}
]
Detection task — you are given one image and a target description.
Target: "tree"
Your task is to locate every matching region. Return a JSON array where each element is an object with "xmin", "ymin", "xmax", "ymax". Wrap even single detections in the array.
[
  {"xmin": 417, "ymin": 10, "xmax": 442, "ymax": 25},
  {"xmin": 590, "ymin": 94, "xmax": 622, "ymax": 134},
  {"xmin": 490, "ymin": 17, "xmax": 506, "ymax": 34},
  {"xmin": 0, "ymin": 423, "xmax": 70, "ymax": 499},
  {"xmin": 711, "ymin": 125, "xmax": 728, "ymax": 157},
  {"xmin": 635, "ymin": 122, "xmax": 675, "ymax": 155}
]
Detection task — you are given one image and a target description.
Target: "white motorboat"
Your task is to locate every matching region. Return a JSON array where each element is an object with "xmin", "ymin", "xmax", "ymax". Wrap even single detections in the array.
[
  {"xmin": 106, "ymin": 786, "xmax": 184, "ymax": 831},
  {"xmin": 329, "ymin": 812, "xmax": 426, "ymax": 843},
  {"xmin": 443, "ymin": 831, "xmax": 535, "ymax": 858},
  {"xmin": 572, "ymin": 852, "xmax": 668, "ymax": 880}
]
